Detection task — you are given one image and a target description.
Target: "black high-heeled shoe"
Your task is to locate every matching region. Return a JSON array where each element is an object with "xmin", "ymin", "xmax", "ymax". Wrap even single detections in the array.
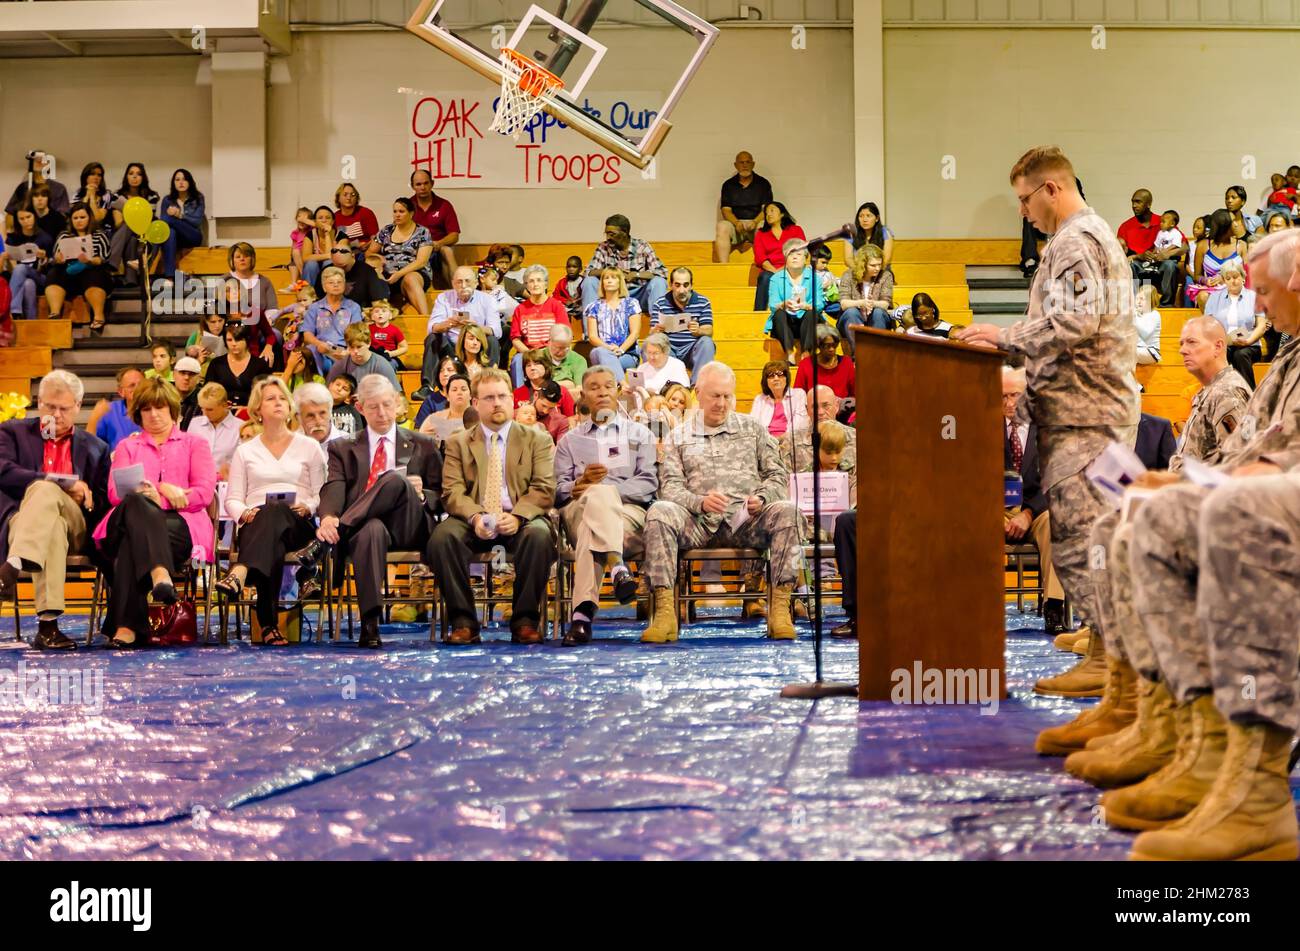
[{"xmin": 109, "ymin": 631, "xmax": 145, "ymax": 649}]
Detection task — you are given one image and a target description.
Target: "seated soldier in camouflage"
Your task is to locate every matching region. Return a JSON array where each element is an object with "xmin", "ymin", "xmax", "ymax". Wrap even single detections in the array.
[
  {"xmin": 1037, "ymin": 315, "xmax": 1252, "ymax": 762},
  {"xmin": 641, "ymin": 361, "xmax": 802, "ymax": 643},
  {"xmin": 1088, "ymin": 231, "xmax": 1300, "ymax": 861}
]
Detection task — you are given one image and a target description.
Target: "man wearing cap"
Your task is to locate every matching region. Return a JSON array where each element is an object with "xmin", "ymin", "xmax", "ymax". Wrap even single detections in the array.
[
  {"xmin": 173, "ymin": 356, "xmax": 203, "ymax": 429},
  {"xmin": 534, "ymin": 381, "xmax": 571, "ymax": 444}
]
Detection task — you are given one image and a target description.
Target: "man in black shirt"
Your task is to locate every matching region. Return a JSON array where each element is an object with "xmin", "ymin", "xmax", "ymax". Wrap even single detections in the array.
[
  {"xmin": 714, "ymin": 151, "xmax": 773, "ymax": 263},
  {"xmin": 312, "ymin": 242, "xmax": 389, "ymax": 308},
  {"xmin": 4, "ymin": 151, "xmax": 70, "ymax": 234}
]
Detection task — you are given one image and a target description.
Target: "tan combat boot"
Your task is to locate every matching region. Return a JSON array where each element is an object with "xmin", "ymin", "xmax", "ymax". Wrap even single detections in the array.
[
  {"xmin": 742, "ymin": 571, "xmax": 767, "ymax": 619},
  {"xmin": 1064, "ymin": 677, "xmax": 1176, "ymax": 786},
  {"xmin": 640, "ymin": 587, "xmax": 679, "ymax": 644},
  {"xmin": 1052, "ymin": 628, "xmax": 1089, "ymax": 651},
  {"xmin": 1034, "ymin": 623, "xmax": 1106, "ymax": 697},
  {"xmin": 767, "ymin": 583, "xmax": 797, "ymax": 640},
  {"xmin": 1070, "ymin": 634, "xmax": 1090, "ymax": 656},
  {"xmin": 1101, "ymin": 694, "xmax": 1227, "ymax": 831},
  {"xmin": 1131, "ymin": 720, "xmax": 1298, "ymax": 861},
  {"xmin": 1035, "ymin": 654, "xmax": 1137, "ymax": 755}
]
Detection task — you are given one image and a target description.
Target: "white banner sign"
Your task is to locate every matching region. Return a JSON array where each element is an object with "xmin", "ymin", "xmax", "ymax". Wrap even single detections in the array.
[{"xmin": 407, "ymin": 91, "xmax": 663, "ymax": 189}]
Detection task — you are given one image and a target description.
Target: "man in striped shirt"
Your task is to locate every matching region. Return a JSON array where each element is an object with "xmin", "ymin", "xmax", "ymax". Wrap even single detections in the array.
[{"xmin": 648, "ymin": 267, "xmax": 716, "ymax": 384}]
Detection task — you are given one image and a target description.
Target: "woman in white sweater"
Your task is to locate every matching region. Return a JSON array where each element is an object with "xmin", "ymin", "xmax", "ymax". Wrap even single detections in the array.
[
  {"xmin": 748, "ymin": 360, "xmax": 810, "ymax": 437},
  {"xmin": 215, "ymin": 376, "xmax": 328, "ymax": 645}
]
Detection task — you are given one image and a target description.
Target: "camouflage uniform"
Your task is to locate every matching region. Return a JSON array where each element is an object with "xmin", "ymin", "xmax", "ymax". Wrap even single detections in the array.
[
  {"xmin": 1089, "ymin": 362, "xmax": 1252, "ymax": 669},
  {"xmin": 1130, "ymin": 341, "xmax": 1300, "ymax": 722},
  {"xmin": 780, "ymin": 422, "xmax": 856, "ymax": 542},
  {"xmin": 1168, "ymin": 365, "xmax": 1252, "ymax": 473},
  {"xmin": 643, "ymin": 411, "xmax": 802, "ymax": 589},
  {"xmin": 998, "ymin": 207, "xmax": 1141, "ymax": 628}
]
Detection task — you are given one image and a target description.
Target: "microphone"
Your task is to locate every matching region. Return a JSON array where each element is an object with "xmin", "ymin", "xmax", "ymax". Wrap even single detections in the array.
[{"xmin": 789, "ymin": 223, "xmax": 855, "ymax": 254}]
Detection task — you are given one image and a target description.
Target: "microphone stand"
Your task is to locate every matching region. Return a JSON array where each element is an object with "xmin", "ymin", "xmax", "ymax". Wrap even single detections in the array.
[{"xmin": 781, "ymin": 231, "xmax": 857, "ymax": 700}]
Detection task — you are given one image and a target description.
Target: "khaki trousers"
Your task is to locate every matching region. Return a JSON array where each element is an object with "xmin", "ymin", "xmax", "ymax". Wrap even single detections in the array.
[
  {"xmin": 1006, "ymin": 507, "xmax": 1064, "ymax": 602},
  {"xmin": 561, "ymin": 483, "xmax": 646, "ymax": 609},
  {"xmin": 8, "ymin": 480, "xmax": 87, "ymax": 614}
]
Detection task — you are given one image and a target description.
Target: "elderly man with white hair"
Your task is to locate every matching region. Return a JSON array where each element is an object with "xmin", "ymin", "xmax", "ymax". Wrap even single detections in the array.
[
  {"xmin": 542, "ymin": 323, "xmax": 587, "ymax": 401},
  {"xmin": 420, "ymin": 265, "xmax": 502, "ymax": 395},
  {"xmin": 779, "ymin": 384, "xmax": 857, "ymax": 475},
  {"xmin": 300, "ymin": 375, "xmax": 444, "ymax": 649},
  {"xmin": 0, "ymin": 369, "xmax": 111, "ymax": 650},
  {"xmin": 294, "ymin": 381, "xmax": 347, "ymax": 445},
  {"xmin": 641, "ymin": 361, "xmax": 802, "ymax": 643}
]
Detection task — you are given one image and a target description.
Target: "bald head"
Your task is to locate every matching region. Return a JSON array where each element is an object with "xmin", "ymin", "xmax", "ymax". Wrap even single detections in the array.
[
  {"xmin": 452, "ymin": 265, "xmax": 476, "ymax": 301},
  {"xmin": 809, "ymin": 385, "xmax": 839, "ymax": 423},
  {"xmin": 1180, "ymin": 315, "xmax": 1229, "ymax": 384},
  {"xmin": 1131, "ymin": 189, "xmax": 1153, "ymax": 218}
]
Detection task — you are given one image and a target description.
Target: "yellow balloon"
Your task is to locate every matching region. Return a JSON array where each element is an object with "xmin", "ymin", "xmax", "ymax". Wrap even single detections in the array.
[
  {"xmin": 123, "ymin": 197, "xmax": 153, "ymax": 236},
  {"xmin": 146, "ymin": 220, "xmax": 171, "ymax": 245}
]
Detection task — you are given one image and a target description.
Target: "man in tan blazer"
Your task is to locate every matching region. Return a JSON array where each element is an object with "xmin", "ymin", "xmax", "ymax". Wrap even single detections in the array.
[{"xmin": 428, "ymin": 368, "xmax": 557, "ymax": 644}]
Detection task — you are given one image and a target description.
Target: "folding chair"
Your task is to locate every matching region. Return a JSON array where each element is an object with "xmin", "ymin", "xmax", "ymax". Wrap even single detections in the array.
[
  {"xmin": 551, "ymin": 514, "xmax": 648, "ymax": 641},
  {"xmin": 1004, "ymin": 542, "xmax": 1044, "ymax": 613},
  {"xmin": 676, "ymin": 548, "xmax": 769, "ymax": 623},
  {"xmin": 11, "ymin": 555, "xmax": 103, "ymax": 643},
  {"xmin": 435, "ymin": 549, "xmax": 553, "ymax": 642},
  {"xmin": 214, "ymin": 544, "xmax": 334, "ymax": 646},
  {"xmin": 337, "ymin": 551, "xmax": 437, "ymax": 643}
]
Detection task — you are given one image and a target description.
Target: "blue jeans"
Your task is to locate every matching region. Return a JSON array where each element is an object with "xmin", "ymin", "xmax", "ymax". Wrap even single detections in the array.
[
  {"xmin": 670, "ymin": 335, "xmax": 717, "ymax": 383},
  {"xmin": 8, "ymin": 263, "xmax": 44, "ymax": 317},
  {"xmin": 589, "ymin": 346, "xmax": 640, "ymax": 382},
  {"xmin": 837, "ymin": 304, "xmax": 889, "ymax": 337},
  {"xmin": 580, "ymin": 275, "xmax": 668, "ymax": 318},
  {"xmin": 302, "ymin": 259, "xmax": 323, "ymax": 288},
  {"xmin": 159, "ymin": 213, "xmax": 203, "ymax": 277}
]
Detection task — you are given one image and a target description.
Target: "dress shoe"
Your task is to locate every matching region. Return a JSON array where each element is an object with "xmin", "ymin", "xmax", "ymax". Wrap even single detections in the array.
[
  {"xmin": 612, "ymin": 571, "xmax": 638, "ymax": 604},
  {"xmin": 292, "ymin": 540, "xmax": 326, "ymax": 584},
  {"xmin": 512, "ymin": 621, "xmax": 543, "ymax": 644},
  {"xmin": 359, "ymin": 616, "xmax": 382, "ymax": 649},
  {"xmin": 297, "ymin": 578, "xmax": 322, "ymax": 603},
  {"xmin": 1042, "ymin": 597, "xmax": 1066, "ymax": 636},
  {"xmin": 34, "ymin": 619, "xmax": 75, "ymax": 651},
  {"xmin": 0, "ymin": 561, "xmax": 18, "ymax": 601},
  {"xmin": 446, "ymin": 625, "xmax": 480, "ymax": 645},
  {"xmin": 562, "ymin": 618, "xmax": 592, "ymax": 646},
  {"xmin": 830, "ymin": 619, "xmax": 856, "ymax": 639}
]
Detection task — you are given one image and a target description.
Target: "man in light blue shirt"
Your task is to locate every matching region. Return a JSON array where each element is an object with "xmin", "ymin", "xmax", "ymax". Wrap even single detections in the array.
[
  {"xmin": 302, "ymin": 267, "xmax": 364, "ymax": 374},
  {"xmin": 426, "ymin": 266, "xmax": 502, "ymax": 361},
  {"xmin": 553, "ymin": 364, "xmax": 658, "ymax": 645}
]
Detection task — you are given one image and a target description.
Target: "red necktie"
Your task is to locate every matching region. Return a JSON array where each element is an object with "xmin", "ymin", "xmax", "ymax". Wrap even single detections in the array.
[
  {"xmin": 367, "ymin": 436, "xmax": 387, "ymax": 490},
  {"xmin": 1009, "ymin": 423, "xmax": 1024, "ymax": 471}
]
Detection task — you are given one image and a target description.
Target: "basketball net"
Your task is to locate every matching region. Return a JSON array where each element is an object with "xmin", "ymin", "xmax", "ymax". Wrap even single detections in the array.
[{"xmin": 489, "ymin": 48, "xmax": 564, "ymax": 138}]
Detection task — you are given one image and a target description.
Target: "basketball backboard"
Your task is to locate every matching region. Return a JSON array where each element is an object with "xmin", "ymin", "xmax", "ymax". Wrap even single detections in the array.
[{"xmin": 405, "ymin": 0, "xmax": 717, "ymax": 169}]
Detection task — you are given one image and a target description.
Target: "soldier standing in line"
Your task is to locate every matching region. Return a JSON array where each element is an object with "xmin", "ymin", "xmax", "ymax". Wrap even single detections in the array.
[{"xmin": 955, "ymin": 146, "xmax": 1141, "ymax": 750}]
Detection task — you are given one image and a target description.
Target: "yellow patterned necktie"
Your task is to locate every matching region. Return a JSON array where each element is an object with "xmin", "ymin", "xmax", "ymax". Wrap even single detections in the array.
[{"xmin": 483, "ymin": 432, "xmax": 503, "ymax": 516}]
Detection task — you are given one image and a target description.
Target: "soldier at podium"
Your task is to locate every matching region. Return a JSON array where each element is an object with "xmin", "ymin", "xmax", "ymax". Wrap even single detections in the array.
[{"xmin": 955, "ymin": 147, "xmax": 1140, "ymax": 743}]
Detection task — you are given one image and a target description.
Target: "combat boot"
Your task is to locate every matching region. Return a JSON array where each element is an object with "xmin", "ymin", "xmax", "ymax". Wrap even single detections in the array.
[
  {"xmin": 1131, "ymin": 720, "xmax": 1297, "ymax": 861},
  {"xmin": 1053, "ymin": 628, "xmax": 1088, "ymax": 651},
  {"xmin": 1071, "ymin": 633, "xmax": 1090, "ymax": 656},
  {"xmin": 640, "ymin": 587, "xmax": 679, "ymax": 644},
  {"xmin": 1035, "ymin": 654, "xmax": 1137, "ymax": 755},
  {"xmin": 1034, "ymin": 624, "xmax": 1105, "ymax": 697},
  {"xmin": 1065, "ymin": 677, "xmax": 1176, "ymax": 786},
  {"xmin": 742, "ymin": 570, "xmax": 767, "ymax": 618},
  {"xmin": 1101, "ymin": 694, "xmax": 1226, "ymax": 831},
  {"xmin": 767, "ymin": 584, "xmax": 797, "ymax": 640}
]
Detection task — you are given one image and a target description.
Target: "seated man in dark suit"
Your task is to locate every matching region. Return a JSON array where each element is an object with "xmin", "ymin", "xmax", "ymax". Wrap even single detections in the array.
[
  {"xmin": 308, "ymin": 374, "xmax": 443, "ymax": 649},
  {"xmin": 1001, "ymin": 367, "xmax": 1066, "ymax": 633},
  {"xmin": 428, "ymin": 368, "xmax": 557, "ymax": 645},
  {"xmin": 1136, "ymin": 411, "xmax": 1177, "ymax": 470},
  {"xmin": 0, "ymin": 370, "xmax": 110, "ymax": 649}
]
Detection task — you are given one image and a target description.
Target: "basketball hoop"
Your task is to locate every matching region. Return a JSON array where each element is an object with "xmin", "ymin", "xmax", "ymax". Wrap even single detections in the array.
[{"xmin": 489, "ymin": 48, "xmax": 564, "ymax": 138}]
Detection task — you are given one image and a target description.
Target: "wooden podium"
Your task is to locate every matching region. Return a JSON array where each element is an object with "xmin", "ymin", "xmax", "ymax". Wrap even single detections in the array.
[{"xmin": 849, "ymin": 328, "xmax": 1006, "ymax": 701}]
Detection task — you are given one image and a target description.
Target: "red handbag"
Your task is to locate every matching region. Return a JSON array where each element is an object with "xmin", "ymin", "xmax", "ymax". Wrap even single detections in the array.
[{"xmin": 148, "ymin": 599, "xmax": 199, "ymax": 646}]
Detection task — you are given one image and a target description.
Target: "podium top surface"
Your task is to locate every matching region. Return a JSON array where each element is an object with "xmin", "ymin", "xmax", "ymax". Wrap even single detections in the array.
[{"xmin": 849, "ymin": 326, "xmax": 1008, "ymax": 361}]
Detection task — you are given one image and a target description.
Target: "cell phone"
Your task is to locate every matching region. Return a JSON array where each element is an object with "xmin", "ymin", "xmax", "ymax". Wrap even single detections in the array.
[{"xmin": 266, "ymin": 490, "xmax": 297, "ymax": 505}]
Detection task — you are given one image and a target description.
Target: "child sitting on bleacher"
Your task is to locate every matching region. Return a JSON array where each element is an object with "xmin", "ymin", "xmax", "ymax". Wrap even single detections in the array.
[
  {"xmin": 810, "ymin": 244, "xmax": 841, "ymax": 317},
  {"xmin": 145, "ymin": 340, "xmax": 175, "ymax": 382},
  {"xmin": 552, "ymin": 256, "xmax": 585, "ymax": 323},
  {"xmin": 478, "ymin": 265, "xmax": 519, "ymax": 324},
  {"xmin": 328, "ymin": 374, "xmax": 364, "ymax": 437},
  {"xmin": 286, "ymin": 207, "xmax": 314, "ymax": 289},
  {"xmin": 366, "ymin": 300, "xmax": 408, "ymax": 370},
  {"xmin": 1154, "ymin": 210, "xmax": 1185, "ymax": 255}
]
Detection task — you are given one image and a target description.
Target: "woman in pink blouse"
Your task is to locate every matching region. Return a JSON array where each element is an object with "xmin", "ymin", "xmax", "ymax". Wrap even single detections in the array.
[{"xmin": 93, "ymin": 378, "xmax": 216, "ymax": 648}]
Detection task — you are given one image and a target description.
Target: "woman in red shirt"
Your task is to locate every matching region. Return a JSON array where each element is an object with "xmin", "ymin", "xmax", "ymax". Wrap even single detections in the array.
[
  {"xmin": 332, "ymin": 183, "xmax": 380, "ymax": 255},
  {"xmin": 794, "ymin": 324, "xmax": 855, "ymax": 400},
  {"xmin": 513, "ymin": 350, "xmax": 576, "ymax": 416},
  {"xmin": 752, "ymin": 201, "xmax": 805, "ymax": 312},
  {"xmin": 508, "ymin": 264, "xmax": 569, "ymax": 386}
]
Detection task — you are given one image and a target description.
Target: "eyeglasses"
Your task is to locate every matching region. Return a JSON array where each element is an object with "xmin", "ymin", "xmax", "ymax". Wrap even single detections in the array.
[
  {"xmin": 1017, "ymin": 181, "xmax": 1048, "ymax": 208},
  {"xmin": 332, "ymin": 246, "xmax": 351, "ymax": 253}
]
